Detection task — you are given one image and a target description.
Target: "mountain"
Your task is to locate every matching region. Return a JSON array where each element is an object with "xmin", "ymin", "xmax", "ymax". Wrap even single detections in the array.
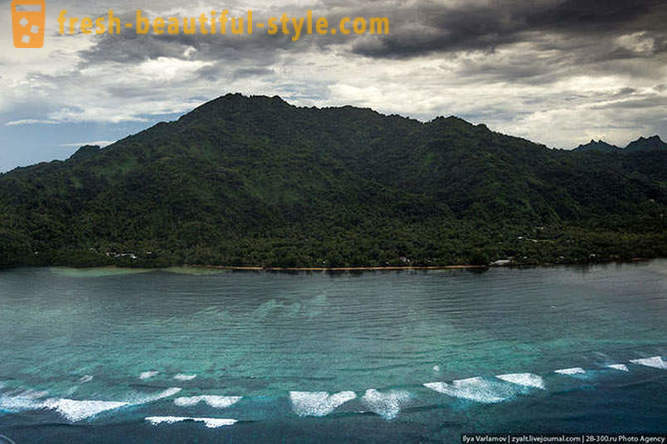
[
  {"xmin": 624, "ymin": 135, "xmax": 667, "ymax": 153},
  {"xmin": 573, "ymin": 135, "xmax": 667, "ymax": 153},
  {"xmin": 1, "ymin": 94, "xmax": 665, "ymax": 268},
  {"xmin": 574, "ymin": 140, "xmax": 620, "ymax": 153}
]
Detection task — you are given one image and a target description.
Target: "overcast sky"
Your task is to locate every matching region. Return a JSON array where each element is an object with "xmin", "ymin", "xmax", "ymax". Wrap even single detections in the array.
[{"xmin": 1, "ymin": 0, "xmax": 666, "ymax": 171}]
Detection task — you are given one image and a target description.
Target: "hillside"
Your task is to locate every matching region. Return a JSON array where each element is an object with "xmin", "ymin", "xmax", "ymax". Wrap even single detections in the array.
[{"xmin": 1, "ymin": 94, "xmax": 665, "ymax": 268}]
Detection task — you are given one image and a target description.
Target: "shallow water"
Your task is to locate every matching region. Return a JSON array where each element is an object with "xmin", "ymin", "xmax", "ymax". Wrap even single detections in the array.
[{"xmin": 0, "ymin": 261, "xmax": 665, "ymax": 442}]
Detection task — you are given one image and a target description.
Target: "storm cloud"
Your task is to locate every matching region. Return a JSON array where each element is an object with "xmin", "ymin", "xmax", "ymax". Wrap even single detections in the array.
[{"xmin": 1, "ymin": 0, "xmax": 666, "ymax": 171}]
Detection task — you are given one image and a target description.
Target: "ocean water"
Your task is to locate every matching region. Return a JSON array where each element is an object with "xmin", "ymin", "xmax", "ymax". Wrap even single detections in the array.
[{"xmin": 0, "ymin": 261, "xmax": 665, "ymax": 443}]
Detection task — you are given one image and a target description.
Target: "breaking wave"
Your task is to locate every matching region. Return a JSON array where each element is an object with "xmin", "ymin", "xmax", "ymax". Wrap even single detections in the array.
[
  {"xmin": 554, "ymin": 367, "xmax": 586, "ymax": 375},
  {"xmin": 289, "ymin": 391, "xmax": 356, "ymax": 417},
  {"xmin": 145, "ymin": 416, "xmax": 237, "ymax": 428},
  {"xmin": 1, "ymin": 386, "xmax": 181, "ymax": 422},
  {"xmin": 424, "ymin": 377, "xmax": 519, "ymax": 403},
  {"xmin": 130, "ymin": 387, "xmax": 182, "ymax": 404},
  {"xmin": 361, "ymin": 389, "xmax": 411, "ymax": 420},
  {"xmin": 629, "ymin": 356, "xmax": 666, "ymax": 369},
  {"xmin": 606, "ymin": 364, "xmax": 629, "ymax": 372},
  {"xmin": 495, "ymin": 373, "xmax": 545, "ymax": 389},
  {"xmin": 0, "ymin": 389, "xmax": 49, "ymax": 412},
  {"xmin": 139, "ymin": 371, "xmax": 159, "ymax": 380},
  {"xmin": 173, "ymin": 374, "xmax": 197, "ymax": 381},
  {"xmin": 174, "ymin": 395, "xmax": 241, "ymax": 409},
  {"xmin": 42, "ymin": 399, "xmax": 128, "ymax": 422}
]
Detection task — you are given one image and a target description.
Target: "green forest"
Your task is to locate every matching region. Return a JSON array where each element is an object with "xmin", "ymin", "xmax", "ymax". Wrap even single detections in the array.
[{"xmin": 1, "ymin": 94, "xmax": 665, "ymax": 268}]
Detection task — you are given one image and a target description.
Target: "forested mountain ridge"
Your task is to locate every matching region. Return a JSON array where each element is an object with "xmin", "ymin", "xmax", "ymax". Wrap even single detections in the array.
[
  {"xmin": 574, "ymin": 135, "xmax": 667, "ymax": 153},
  {"xmin": 1, "ymin": 94, "xmax": 665, "ymax": 268}
]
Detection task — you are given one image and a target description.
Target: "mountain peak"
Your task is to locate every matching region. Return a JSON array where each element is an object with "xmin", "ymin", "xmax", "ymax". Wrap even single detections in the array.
[
  {"xmin": 431, "ymin": 115, "xmax": 469, "ymax": 123},
  {"xmin": 69, "ymin": 144, "xmax": 101, "ymax": 161},
  {"xmin": 427, "ymin": 116, "xmax": 477, "ymax": 131},
  {"xmin": 177, "ymin": 93, "xmax": 292, "ymax": 126},
  {"xmin": 641, "ymin": 135, "xmax": 662, "ymax": 143},
  {"xmin": 625, "ymin": 134, "xmax": 667, "ymax": 153},
  {"xmin": 202, "ymin": 93, "xmax": 289, "ymax": 108},
  {"xmin": 574, "ymin": 139, "xmax": 619, "ymax": 153},
  {"xmin": 575, "ymin": 135, "xmax": 667, "ymax": 154}
]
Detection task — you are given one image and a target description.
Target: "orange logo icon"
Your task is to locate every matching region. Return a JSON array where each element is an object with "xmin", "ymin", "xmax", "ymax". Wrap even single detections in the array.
[{"xmin": 11, "ymin": 0, "xmax": 46, "ymax": 48}]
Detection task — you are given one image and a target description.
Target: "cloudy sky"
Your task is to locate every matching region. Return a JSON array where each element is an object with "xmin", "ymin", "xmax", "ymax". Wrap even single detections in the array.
[{"xmin": 1, "ymin": 0, "xmax": 666, "ymax": 171}]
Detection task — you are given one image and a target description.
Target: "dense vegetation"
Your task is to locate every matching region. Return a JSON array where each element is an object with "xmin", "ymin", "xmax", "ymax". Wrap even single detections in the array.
[{"xmin": 1, "ymin": 94, "xmax": 665, "ymax": 268}]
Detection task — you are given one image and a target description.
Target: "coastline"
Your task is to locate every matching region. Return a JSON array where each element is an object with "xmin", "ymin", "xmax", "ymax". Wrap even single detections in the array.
[
  {"xmin": 0, "ymin": 257, "xmax": 657, "ymax": 272},
  {"xmin": 188, "ymin": 264, "xmax": 489, "ymax": 272},
  {"xmin": 184, "ymin": 258, "xmax": 654, "ymax": 272}
]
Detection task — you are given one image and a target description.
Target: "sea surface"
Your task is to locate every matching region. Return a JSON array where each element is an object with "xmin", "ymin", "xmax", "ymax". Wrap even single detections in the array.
[{"xmin": 0, "ymin": 261, "xmax": 665, "ymax": 443}]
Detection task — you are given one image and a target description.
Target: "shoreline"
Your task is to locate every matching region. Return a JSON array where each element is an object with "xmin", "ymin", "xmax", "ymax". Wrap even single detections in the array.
[
  {"xmin": 189, "ymin": 264, "xmax": 489, "ymax": 271},
  {"xmin": 0, "ymin": 257, "xmax": 656, "ymax": 272},
  {"xmin": 185, "ymin": 258, "xmax": 653, "ymax": 272}
]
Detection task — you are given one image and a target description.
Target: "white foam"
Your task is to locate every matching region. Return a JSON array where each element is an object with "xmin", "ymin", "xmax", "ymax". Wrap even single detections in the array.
[
  {"xmin": 174, "ymin": 395, "xmax": 241, "ymax": 409},
  {"xmin": 145, "ymin": 416, "xmax": 237, "ymax": 428},
  {"xmin": 495, "ymin": 373, "xmax": 545, "ymax": 389},
  {"xmin": 433, "ymin": 365, "xmax": 440, "ymax": 372},
  {"xmin": 0, "ymin": 394, "xmax": 42, "ymax": 412},
  {"xmin": 424, "ymin": 377, "xmax": 515, "ymax": 403},
  {"xmin": 173, "ymin": 374, "xmax": 197, "ymax": 381},
  {"xmin": 140, "ymin": 371, "xmax": 159, "ymax": 380},
  {"xmin": 554, "ymin": 367, "xmax": 586, "ymax": 375},
  {"xmin": 42, "ymin": 398, "xmax": 128, "ymax": 422},
  {"xmin": 79, "ymin": 375, "xmax": 93, "ymax": 383},
  {"xmin": 0, "ymin": 382, "xmax": 183, "ymax": 422},
  {"xmin": 133, "ymin": 387, "xmax": 182, "ymax": 403},
  {"xmin": 43, "ymin": 388, "xmax": 181, "ymax": 422},
  {"xmin": 44, "ymin": 388, "xmax": 181, "ymax": 422},
  {"xmin": 361, "ymin": 389, "xmax": 411, "ymax": 420},
  {"xmin": 606, "ymin": 364, "xmax": 629, "ymax": 372},
  {"xmin": 289, "ymin": 391, "xmax": 356, "ymax": 417},
  {"xmin": 629, "ymin": 356, "xmax": 666, "ymax": 369},
  {"xmin": 0, "ymin": 389, "xmax": 49, "ymax": 412}
]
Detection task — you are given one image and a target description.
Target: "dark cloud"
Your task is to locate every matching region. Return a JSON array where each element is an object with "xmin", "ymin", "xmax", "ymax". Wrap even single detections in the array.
[
  {"xmin": 72, "ymin": 0, "xmax": 666, "ymax": 91},
  {"xmin": 78, "ymin": 27, "xmax": 289, "ymax": 66},
  {"xmin": 74, "ymin": 6, "xmax": 347, "ymax": 69},
  {"xmin": 351, "ymin": 0, "xmax": 667, "ymax": 59},
  {"xmin": 527, "ymin": 0, "xmax": 662, "ymax": 31}
]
